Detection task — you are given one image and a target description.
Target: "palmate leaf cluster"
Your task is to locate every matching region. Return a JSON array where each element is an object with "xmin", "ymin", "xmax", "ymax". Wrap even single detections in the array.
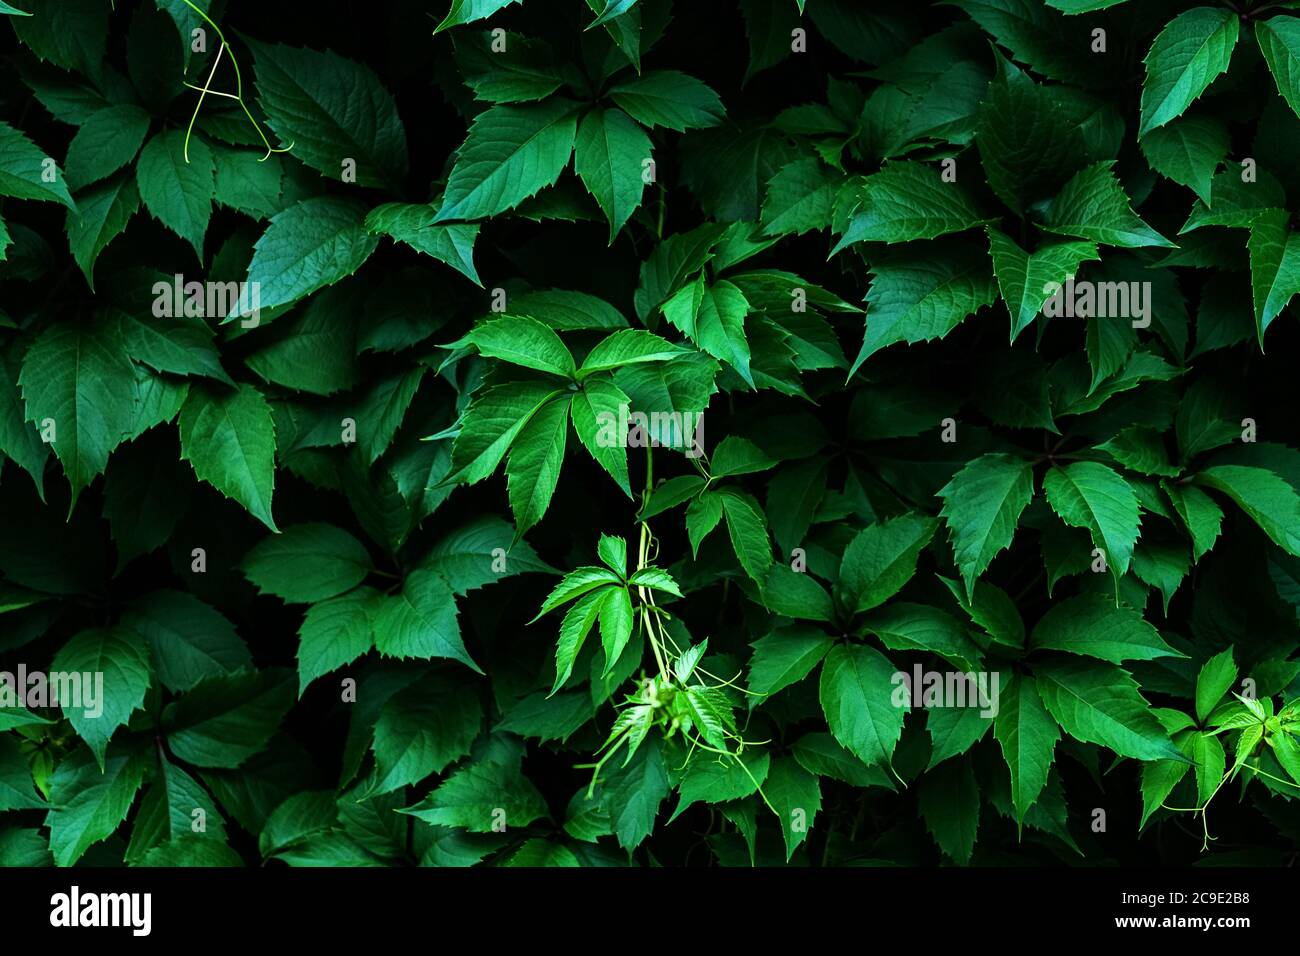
[{"xmin": 0, "ymin": 0, "xmax": 1298, "ymax": 868}]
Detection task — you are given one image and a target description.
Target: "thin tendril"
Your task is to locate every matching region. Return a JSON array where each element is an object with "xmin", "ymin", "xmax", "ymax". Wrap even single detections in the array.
[{"xmin": 178, "ymin": 0, "xmax": 293, "ymax": 163}]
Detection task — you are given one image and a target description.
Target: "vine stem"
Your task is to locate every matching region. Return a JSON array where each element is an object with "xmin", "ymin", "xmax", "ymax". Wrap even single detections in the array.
[
  {"xmin": 178, "ymin": 0, "xmax": 294, "ymax": 162},
  {"xmin": 184, "ymin": 41, "xmax": 225, "ymax": 163},
  {"xmin": 637, "ymin": 445, "xmax": 671, "ymax": 682}
]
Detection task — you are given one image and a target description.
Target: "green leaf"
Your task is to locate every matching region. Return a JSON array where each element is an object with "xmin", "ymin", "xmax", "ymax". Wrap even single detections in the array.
[
  {"xmin": 45, "ymin": 749, "xmax": 145, "ymax": 867},
  {"xmin": 535, "ymin": 566, "xmax": 623, "ymax": 618},
  {"xmin": 126, "ymin": 760, "xmax": 227, "ymax": 864},
  {"xmin": 121, "ymin": 590, "xmax": 252, "ymax": 692},
  {"xmin": 1042, "ymin": 161, "xmax": 1175, "ymax": 248},
  {"xmin": 354, "ymin": 366, "xmax": 427, "ymax": 466},
  {"xmin": 927, "ymin": 705, "xmax": 993, "ymax": 770},
  {"xmin": 65, "ymin": 173, "xmax": 139, "ymax": 288},
  {"xmin": 669, "ymin": 751, "xmax": 770, "ymax": 821},
  {"xmin": 1141, "ymin": 747, "xmax": 1192, "ymax": 827},
  {"xmin": 64, "ymin": 104, "xmax": 151, "ymax": 192},
  {"xmin": 550, "ymin": 589, "xmax": 606, "ymax": 693},
  {"xmin": 506, "ymin": 394, "xmax": 570, "ymax": 535},
  {"xmin": 859, "ymin": 603, "xmax": 983, "ymax": 671},
  {"xmin": 243, "ymin": 196, "xmax": 378, "ymax": 314},
  {"xmin": 608, "ymin": 71, "xmax": 725, "ymax": 131},
  {"xmin": 499, "ymin": 688, "xmax": 595, "ymax": 749},
  {"xmin": 974, "ymin": 53, "xmax": 1088, "ymax": 214},
  {"xmin": 832, "ymin": 162, "xmax": 988, "ymax": 250},
  {"xmin": 1274, "ymin": 732, "xmax": 1300, "ymax": 786},
  {"xmin": 1139, "ymin": 114, "xmax": 1229, "ymax": 205},
  {"xmin": 163, "ymin": 669, "xmax": 294, "ymax": 768},
  {"xmin": 434, "ymin": 100, "xmax": 580, "ymax": 222},
  {"xmin": 1195, "ymin": 648, "xmax": 1237, "ymax": 724},
  {"xmin": 400, "ymin": 741, "xmax": 547, "ymax": 832},
  {"xmin": 1096, "ymin": 426, "xmax": 1179, "ymax": 477},
  {"xmin": 944, "ymin": 0, "xmax": 1094, "ymax": 85},
  {"xmin": 852, "ymin": 238, "xmax": 997, "ymax": 371},
  {"xmin": 1190, "ymin": 731, "xmax": 1225, "ymax": 804},
  {"xmin": 372, "ymin": 569, "xmax": 480, "ymax": 672},
  {"xmin": 577, "ymin": 329, "xmax": 684, "ymax": 376},
  {"xmin": 764, "ymin": 756, "xmax": 821, "ymax": 861},
  {"xmin": 1139, "ymin": 8, "xmax": 1238, "ymax": 137},
  {"xmin": 242, "ymin": 523, "xmax": 372, "ymax": 603},
  {"xmin": 602, "ymin": 737, "xmax": 668, "ymax": 850},
  {"xmin": 570, "ymin": 380, "xmax": 631, "ymax": 496},
  {"xmin": 18, "ymin": 318, "xmax": 137, "ymax": 506},
  {"xmin": 747, "ymin": 624, "xmax": 834, "ymax": 698},
  {"xmin": 986, "ymin": 227, "xmax": 1099, "ymax": 342},
  {"xmin": 918, "ymin": 758, "xmax": 979, "ymax": 864},
  {"xmin": 434, "ymin": 0, "xmax": 522, "ymax": 33},
  {"xmin": 249, "ymin": 41, "xmax": 408, "ymax": 190},
  {"xmin": 510, "ymin": 289, "xmax": 628, "ymax": 331},
  {"xmin": 937, "ymin": 453, "xmax": 1034, "ymax": 598},
  {"xmin": 838, "ymin": 512, "xmax": 938, "ymax": 614},
  {"xmin": 1257, "ymin": 17, "xmax": 1300, "ymax": 123},
  {"xmin": 1179, "ymin": 170, "xmax": 1285, "ymax": 232},
  {"xmin": 719, "ymin": 489, "xmax": 773, "ymax": 582},
  {"xmin": 136, "ymin": 130, "xmax": 214, "ymax": 259},
  {"xmin": 1194, "ymin": 464, "xmax": 1300, "ymax": 555},
  {"xmin": 0, "ymin": 736, "xmax": 45, "ymax": 811},
  {"xmin": 419, "ymin": 515, "xmax": 558, "ymax": 595},
  {"xmin": 371, "ymin": 672, "xmax": 482, "ymax": 793},
  {"xmin": 1246, "ymin": 207, "xmax": 1300, "ymax": 345},
  {"xmin": 465, "ymin": 316, "xmax": 575, "ymax": 378},
  {"xmin": 1031, "ymin": 594, "xmax": 1185, "ymax": 663},
  {"xmin": 453, "ymin": 32, "xmax": 563, "ymax": 104},
  {"xmin": 1132, "ymin": 541, "xmax": 1191, "ymax": 615},
  {"xmin": 942, "ymin": 577, "xmax": 1026, "ymax": 649},
  {"xmin": 792, "ymin": 733, "xmax": 894, "ymax": 789},
  {"xmin": 123, "ymin": 312, "xmax": 234, "ymax": 387},
  {"xmin": 819, "ymin": 643, "xmax": 906, "ymax": 770},
  {"xmin": 50, "ymin": 626, "xmax": 152, "ymax": 768},
  {"xmin": 0, "ymin": 120, "xmax": 74, "ymax": 208},
  {"xmin": 760, "ymin": 158, "xmax": 840, "ymax": 237},
  {"xmin": 212, "ymin": 147, "xmax": 283, "ymax": 221},
  {"xmin": 1164, "ymin": 482, "xmax": 1223, "ymax": 560},
  {"xmin": 297, "ymin": 586, "xmax": 377, "ymax": 695},
  {"xmin": 662, "ymin": 277, "xmax": 753, "ymax": 386},
  {"xmin": 711, "ymin": 437, "xmax": 776, "ymax": 478},
  {"xmin": 597, "ymin": 586, "xmax": 634, "ymax": 666},
  {"xmin": 574, "ymin": 108, "xmax": 651, "ymax": 243},
  {"xmin": 686, "ymin": 492, "xmax": 723, "ymax": 556},
  {"xmin": 1042, "ymin": 461, "xmax": 1140, "ymax": 577},
  {"xmin": 245, "ymin": 289, "xmax": 358, "ymax": 397},
  {"xmin": 178, "ymin": 383, "xmax": 279, "ymax": 531},
  {"xmin": 1034, "ymin": 658, "xmax": 1184, "ymax": 761},
  {"xmin": 365, "ymin": 202, "xmax": 481, "ymax": 285}
]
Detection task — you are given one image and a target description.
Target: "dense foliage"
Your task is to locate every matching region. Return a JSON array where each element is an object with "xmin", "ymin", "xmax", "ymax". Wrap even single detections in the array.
[{"xmin": 1, "ymin": 0, "xmax": 1299, "ymax": 868}]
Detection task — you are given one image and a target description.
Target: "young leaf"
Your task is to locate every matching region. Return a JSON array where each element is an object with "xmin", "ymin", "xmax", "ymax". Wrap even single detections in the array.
[
  {"xmin": 937, "ymin": 453, "xmax": 1034, "ymax": 598},
  {"xmin": 819, "ymin": 643, "xmax": 906, "ymax": 770},
  {"xmin": 1139, "ymin": 8, "xmax": 1238, "ymax": 137},
  {"xmin": 1042, "ymin": 462, "xmax": 1140, "ymax": 577},
  {"xmin": 249, "ymin": 41, "xmax": 408, "ymax": 190},
  {"xmin": 178, "ymin": 384, "xmax": 279, "ymax": 532},
  {"xmin": 434, "ymin": 100, "xmax": 580, "ymax": 222},
  {"xmin": 241, "ymin": 523, "xmax": 372, "ymax": 603},
  {"xmin": 574, "ymin": 108, "xmax": 651, "ymax": 243}
]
